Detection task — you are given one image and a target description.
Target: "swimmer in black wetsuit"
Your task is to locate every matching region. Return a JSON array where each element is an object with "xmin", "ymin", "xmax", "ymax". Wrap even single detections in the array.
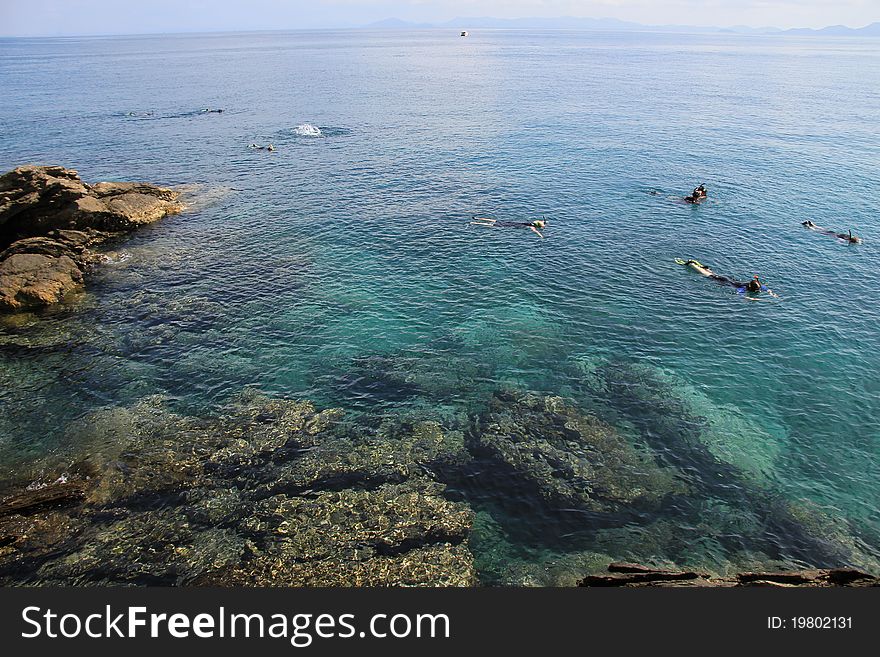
[
  {"xmin": 471, "ymin": 216, "xmax": 546, "ymax": 238},
  {"xmin": 685, "ymin": 184, "xmax": 708, "ymax": 203},
  {"xmin": 679, "ymin": 260, "xmax": 778, "ymax": 299},
  {"xmin": 802, "ymin": 221, "xmax": 861, "ymax": 244}
]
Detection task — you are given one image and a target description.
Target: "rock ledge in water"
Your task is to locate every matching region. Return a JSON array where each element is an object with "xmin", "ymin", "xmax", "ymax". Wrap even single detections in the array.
[
  {"xmin": 0, "ymin": 165, "xmax": 182, "ymax": 311},
  {"xmin": 578, "ymin": 562, "xmax": 879, "ymax": 587}
]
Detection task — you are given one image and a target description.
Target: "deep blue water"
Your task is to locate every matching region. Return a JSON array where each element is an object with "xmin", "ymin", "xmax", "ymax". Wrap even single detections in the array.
[{"xmin": 1, "ymin": 29, "xmax": 879, "ymax": 579}]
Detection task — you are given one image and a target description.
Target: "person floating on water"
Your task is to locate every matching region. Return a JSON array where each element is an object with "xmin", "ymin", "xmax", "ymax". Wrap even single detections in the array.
[
  {"xmin": 249, "ymin": 143, "xmax": 276, "ymax": 151},
  {"xmin": 802, "ymin": 220, "xmax": 861, "ymax": 244},
  {"xmin": 685, "ymin": 184, "xmax": 708, "ymax": 204},
  {"xmin": 470, "ymin": 216, "xmax": 547, "ymax": 238},
  {"xmin": 675, "ymin": 259, "xmax": 779, "ymax": 299}
]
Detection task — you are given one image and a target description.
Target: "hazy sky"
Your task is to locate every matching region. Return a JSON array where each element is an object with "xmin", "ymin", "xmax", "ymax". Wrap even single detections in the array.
[{"xmin": 2, "ymin": 0, "xmax": 878, "ymax": 37}]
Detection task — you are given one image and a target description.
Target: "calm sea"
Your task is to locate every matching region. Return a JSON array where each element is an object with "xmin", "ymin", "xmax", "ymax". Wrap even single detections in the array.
[{"xmin": 1, "ymin": 29, "xmax": 878, "ymax": 579}]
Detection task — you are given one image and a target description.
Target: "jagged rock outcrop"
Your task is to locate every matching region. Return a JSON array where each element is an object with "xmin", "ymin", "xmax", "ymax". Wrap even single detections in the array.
[
  {"xmin": 0, "ymin": 165, "xmax": 182, "ymax": 311},
  {"xmin": 578, "ymin": 562, "xmax": 880, "ymax": 587}
]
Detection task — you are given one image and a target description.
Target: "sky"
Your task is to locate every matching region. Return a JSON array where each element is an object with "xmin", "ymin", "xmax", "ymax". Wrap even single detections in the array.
[{"xmin": 1, "ymin": 0, "xmax": 879, "ymax": 37}]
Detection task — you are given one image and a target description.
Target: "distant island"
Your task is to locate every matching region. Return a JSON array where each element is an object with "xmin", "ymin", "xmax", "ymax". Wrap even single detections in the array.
[{"xmin": 364, "ymin": 16, "xmax": 880, "ymax": 37}]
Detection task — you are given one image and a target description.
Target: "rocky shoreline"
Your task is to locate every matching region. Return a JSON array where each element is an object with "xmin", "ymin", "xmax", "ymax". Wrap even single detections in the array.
[
  {"xmin": 0, "ymin": 165, "xmax": 182, "ymax": 311},
  {"xmin": 578, "ymin": 562, "xmax": 878, "ymax": 587}
]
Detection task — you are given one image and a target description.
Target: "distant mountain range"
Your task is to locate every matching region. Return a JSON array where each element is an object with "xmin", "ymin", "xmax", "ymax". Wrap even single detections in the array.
[{"xmin": 364, "ymin": 16, "xmax": 880, "ymax": 37}]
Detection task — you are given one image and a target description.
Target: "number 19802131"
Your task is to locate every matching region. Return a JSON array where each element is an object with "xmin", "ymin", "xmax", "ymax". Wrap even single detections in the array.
[{"xmin": 768, "ymin": 617, "xmax": 852, "ymax": 629}]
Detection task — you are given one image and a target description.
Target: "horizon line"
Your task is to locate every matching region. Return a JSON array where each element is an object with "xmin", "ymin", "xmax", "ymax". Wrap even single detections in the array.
[{"xmin": 1, "ymin": 18, "xmax": 879, "ymax": 40}]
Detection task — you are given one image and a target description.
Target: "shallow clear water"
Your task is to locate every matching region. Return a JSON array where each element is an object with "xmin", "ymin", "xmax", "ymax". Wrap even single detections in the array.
[{"xmin": 1, "ymin": 29, "xmax": 879, "ymax": 579}]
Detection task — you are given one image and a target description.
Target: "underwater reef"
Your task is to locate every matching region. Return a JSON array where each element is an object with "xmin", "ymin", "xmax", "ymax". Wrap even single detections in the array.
[
  {"xmin": 467, "ymin": 389, "xmax": 686, "ymax": 515},
  {"xmin": 0, "ymin": 165, "xmax": 182, "ymax": 311},
  {"xmin": 574, "ymin": 359, "xmax": 880, "ymax": 573},
  {"xmin": 0, "ymin": 357, "xmax": 877, "ymax": 586},
  {"xmin": 0, "ymin": 392, "xmax": 475, "ymax": 586}
]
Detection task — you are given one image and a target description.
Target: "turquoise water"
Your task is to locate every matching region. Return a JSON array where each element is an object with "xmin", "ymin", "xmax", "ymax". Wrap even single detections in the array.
[{"xmin": 1, "ymin": 29, "xmax": 879, "ymax": 578}]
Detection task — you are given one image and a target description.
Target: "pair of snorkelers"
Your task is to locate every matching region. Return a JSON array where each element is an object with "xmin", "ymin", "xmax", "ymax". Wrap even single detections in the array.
[{"xmin": 471, "ymin": 216, "xmax": 547, "ymax": 238}]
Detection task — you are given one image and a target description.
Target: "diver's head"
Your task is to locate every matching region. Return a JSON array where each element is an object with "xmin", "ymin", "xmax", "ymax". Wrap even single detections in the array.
[{"xmin": 534, "ymin": 220, "xmax": 545, "ymax": 228}]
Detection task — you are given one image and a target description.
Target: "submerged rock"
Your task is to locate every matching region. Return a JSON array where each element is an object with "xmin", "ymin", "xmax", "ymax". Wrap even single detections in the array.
[
  {"xmin": 0, "ymin": 511, "xmax": 87, "ymax": 573},
  {"xmin": 203, "ymin": 542, "xmax": 475, "ymax": 587},
  {"xmin": 575, "ymin": 357, "xmax": 784, "ymax": 483},
  {"xmin": 249, "ymin": 418, "xmax": 469, "ymax": 499},
  {"xmin": 34, "ymin": 507, "xmax": 251, "ymax": 586},
  {"xmin": 465, "ymin": 511, "xmax": 610, "ymax": 586},
  {"xmin": 332, "ymin": 352, "xmax": 494, "ymax": 405},
  {"xmin": 0, "ymin": 165, "xmax": 183, "ymax": 312},
  {"xmin": 217, "ymin": 478, "xmax": 475, "ymax": 587},
  {"xmin": 582, "ymin": 358, "xmax": 879, "ymax": 571},
  {"xmin": 0, "ymin": 392, "xmax": 477, "ymax": 587},
  {"xmin": 1, "ymin": 382, "xmax": 872, "ymax": 586},
  {"xmin": 468, "ymin": 390, "xmax": 685, "ymax": 514}
]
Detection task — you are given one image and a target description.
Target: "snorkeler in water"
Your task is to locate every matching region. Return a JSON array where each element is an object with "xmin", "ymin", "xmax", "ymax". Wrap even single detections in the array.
[
  {"xmin": 471, "ymin": 216, "xmax": 547, "ymax": 238},
  {"xmin": 675, "ymin": 259, "xmax": 779, "ymax": 299},
  {"xmin": 685, "ymin": 184, "xmax": 708, "ymax": 203},
  {"xmin": 802, "ymin": 220, "xmax": 862, "ymax": 244}
]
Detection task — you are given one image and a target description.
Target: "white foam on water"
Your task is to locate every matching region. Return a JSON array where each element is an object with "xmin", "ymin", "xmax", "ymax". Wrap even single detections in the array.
[
  {"xmin": 96, "ymin": 251, "xmax": 132, "ymax": 265},
  {"xmin": 293, "ymin": 123, "xmax": 323, "ymax": 137}
]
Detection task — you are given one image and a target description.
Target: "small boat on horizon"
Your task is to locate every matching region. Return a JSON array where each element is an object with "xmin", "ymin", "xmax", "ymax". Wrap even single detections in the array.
[{"xmin": 460, "ymin": 31, "xmax": 469, "ymax": 37}]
